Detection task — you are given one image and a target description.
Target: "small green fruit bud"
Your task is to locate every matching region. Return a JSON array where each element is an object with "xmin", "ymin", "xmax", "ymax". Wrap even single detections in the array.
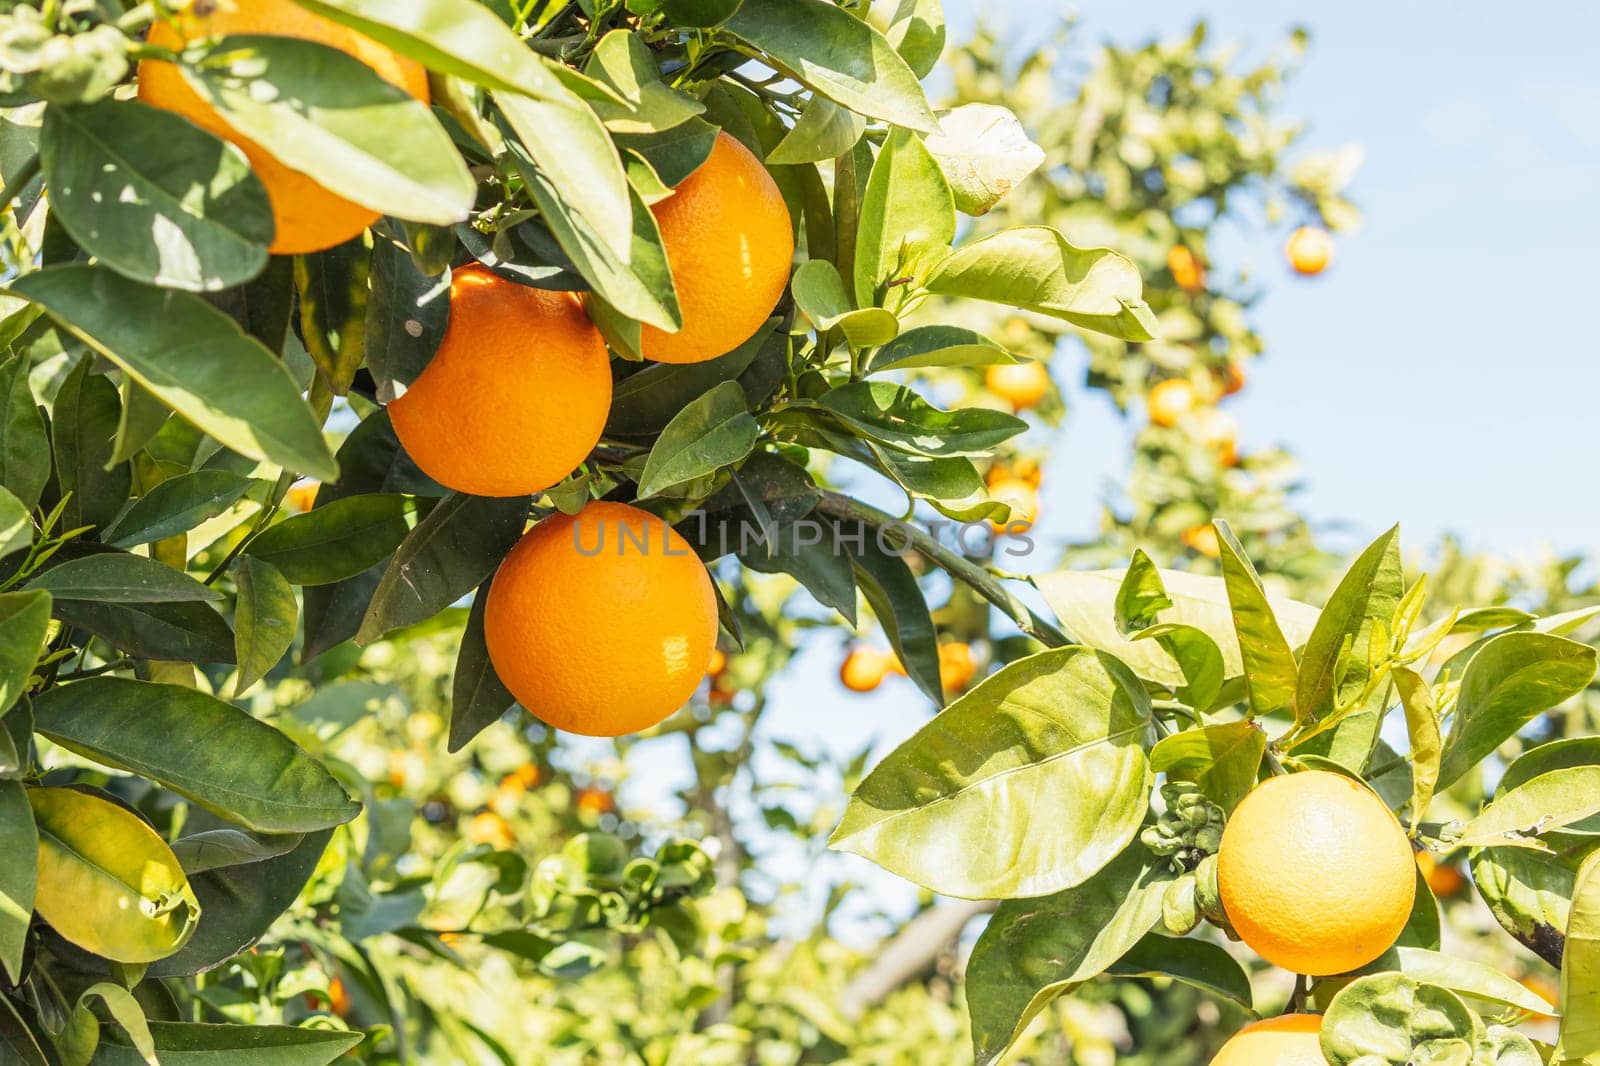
[{"xmin": 1162, "ymin": 875, "xmax": 1201, "ymax": 936}]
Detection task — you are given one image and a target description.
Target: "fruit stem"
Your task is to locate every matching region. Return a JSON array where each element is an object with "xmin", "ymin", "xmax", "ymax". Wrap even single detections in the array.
[{"xmin": 814, "ymin": 491, "xmax": 1072, "ymax": 648}]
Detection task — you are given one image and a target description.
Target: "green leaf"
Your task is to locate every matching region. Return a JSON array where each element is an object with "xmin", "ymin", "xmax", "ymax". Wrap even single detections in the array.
[
  {"xmin": 789, "ymin": 259, "xmax": 899, "ymax": 348},
  {"xmin": 614, "ymin": 118, "xmax": 719, "ymax": 189},
  {"xmin": 63, "ymin": 984, "xmax": 156, "ymax": 1066},
  {"xmin": 583, "ymin": 31, "xmax": 705, "ymax": 134},
  {"xmin": 854, "ymin": 128, "xmax": 954, "ymax": 308},
  {"xmin": 1149, "ymin": 721, "xmax": 1266, "ymax": 813},
  {"xmin": 864, "ymin": 324, "xmax": 1017, "ymax": 373},
  {"xmin": 1132, "ymin": 622, "xmax": 1226, "ymax": 710},
  {"xmin": 1037, "ymin": 566, "xmax": 1320, "ymax": 692},
  {"xmin": 1105, "ymin": 933, "xmax": 1254, "ymax": 1010},
  {"xmin": 149, "ymin": 825, "xmax": 331, "ymax": 978},
  {"xmin": 1500, "ymin": 738, "xmax": 1600, "ymax": 835},
  {"xmin": 294, "ymin": 239, "xmax": 370, "ymax": 395},
  {"xmin": 844, "ymin": 526, "xmax": 942, "ymax": 704},
  {"xmin": 9, "ymin": 265, "xmax": 338, "ymax": 480},
  {"xmin": 1394, "ymin": 665, "xmax": 1441, "ymax": 829},
  {"xmin": 92, "ymin": 1022, "xmax": 361, "ymax": 1066},
  {"xmin": 605, "ymin": 324, "xmax": 770, "ymax": 438},
  {"xmin": 1113, "ymin": 548, "xmax": 1172, "ymax": 633},
  {"xmin": 0, "ymin": 350, "xmax": 49, "ymax": 509},
  {"xmin": 723, "ymin": 0, "xmax": 936, "ymax": 132},
  {"xmin": 1361, "ymin": 946, "xmax": 1561, "ymax": 1018},
  {"xmin": 185, "ymin": 34, "xmax": 473, "ymax": 225},
  {"xmin": 1214, "ymin": 519, "xmax": 1299, "ymax": 717},
  {"xmin": 0, "ymin": 488, "xmax": 32, "ymax": 563},
  {"xmin": 1437, "ymin": 631, "xmax": 1597, "ymax": 790},
  {"xmin": 0, "ymin": 780, "xmax": 35, "ymax": 983},
  {"xmin": 637, "ymin": 381, "xmax": 760, "ymax": 498},
  {"xmin": 1399, "ymin": 864, "xmax": 1442, "ymax": 951},
  {"xmin": 832, "ymin": 647, "xmax": 1153, "ymax": 898},
  {"xmin": 1557, "ymin": 850, "xmax": 1600, "ymax": 1061},
  {"xmin": 812, "ymin": 380, "xmax": 1026, "ymax": 457},
  {"xmin": 965, "ymin": 844, "xmax": 1169, "ymax": 1066},
  {"xmin": 1472, "ymin": 841, "xmax": 1589, "ymax": 969},
  {"xmin": 659, "ymin": 0, "xmax": 744, "ymax": 26},
  {"xmin": 245, "ymin": 493, "xmax": 413, "ymax": 586},
  {"xmin": 1294, "ymin": 524, "xmax": 1403, "ymax": 732},
  {"xmin": 356, "ymin": 493, "xmax": 527, "ymax": 645},
  {"xmin": 29, "ymin": 786, "xmax": 200, "ymax": 964},
  {"xmin": 365, "ymin": 240, "xmax": 448, "ymax": 403},
  {"xmin": 447, "ymin": 582, "xmax": 516, "ymax": 753},
  {"xmin": 766, "ymin": 95, "xmax": 865, "ymax": 165},
  {"xmin": 103, "ymin": 470, "xmax": 255, "ymax": 548},
  {"xmin": 40, "ymin": 100, "xmax": 270, "ymax": 291},
  {"xmin": 52, "ymin": 599, "xmax": 235, "ymax": 664},
  {"xmin": 923, "ymin": 103, "xmax": 1045, "ymax": 216},
  {"xmin": 1320, "ymin": 973, "xmax": 1477, "ymax": 1065},
  {"xmin": 0, "ymin": 590, "xmax": 49, "ymax": 718},
  {"xmin": 1455, "ymin": 767, "xmax": 1600, "ymax": 850},
  {"xmin": 868, "ymin": 0, "xmax": 945, "ymax": 79},
  {"xmin": 50, "ymin": 356, "xmax": 131, "ymax": 533},
  {"xmin": 32, "ymin": 678, "xmax": 359, "ymax": 833},
  {"xmin": 27, "ymin": 552, "xmax": 220, "ymax": 603},
  {"xmin": 110, "ymin": 376, "xmax": 173, "ymax": 467},
  {"xmin": 232, "ymin": 556, "xmax": 297, "ymax": 695},
  {"xmin": 928, "ymin": 227, "xmax": 1155, "ymax": 340},
  {"xmin": 0, "ymin": 994, "xmax": 49, "ymax": 1066}
]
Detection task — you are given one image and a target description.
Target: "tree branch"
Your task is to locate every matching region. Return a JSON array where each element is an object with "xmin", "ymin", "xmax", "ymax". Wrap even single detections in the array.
[{"xmin": 838, "ymin": 899, "xmax": 996, "ymax": 1020}]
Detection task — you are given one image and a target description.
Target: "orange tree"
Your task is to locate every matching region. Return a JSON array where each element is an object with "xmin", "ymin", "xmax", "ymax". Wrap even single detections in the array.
[{"xmin": 0, "ymin": 3, "xmax": 1597, "ymax": 1066}]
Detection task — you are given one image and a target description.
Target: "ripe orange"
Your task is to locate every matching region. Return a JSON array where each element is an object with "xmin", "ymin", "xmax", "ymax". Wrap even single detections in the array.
[
  {"xmin": 1146, "ymin": 378, "xmax": 1197, "ymax": 428},
  {"xmin": 285, "ymin": 480, "xmax": 319, "ymax": 513},
  {"xmin": 467, "ymin": 811, "xmax": 515, "ymax": 849},
  {"xmin": 985, "ymin": 361, "xmax": 1051, "ymax": 411},
  {"xmin": 640, "ymin": 131, "xmax": 793, "ymax": 364},
  {"xmin": 1191, "ymin": 407, "xmax": 1240, "ymax": 466},
  {"xmin": 988, "ymin": 477, "xmax": 1039, "ymax": 533},
  {"xmin": 326, "ymin": 975, "xmax": 352, "ymax": 1018},
  {"xmin": 1416, "ymin": 851, "xmax": 1465, "ymax": 898},
  {"xmin": 139, "ymin": 0, "xmax": 429, "ymax": 255},
  {"xmin": 840, "ymin": 647, "xmax": 889, "ymax": 693},
  {"xmin": 1221, "ymin": 361, "xmax": 1247, "ymax": 396},
  {"xmin": 1219, "ymin": 771, "xmax": 1415, "ymax": 976},
  {"xmin": 986, "ymin": 456, "xmax": 1042, "ymax": 491},
  {"xmin": 938, "ymin": 642, "xmax": 977, "ymax": 693},
  {"xmin": 1287, "ymin": 226, "xmax": 1334, "ymax": 276},
  {"xmin": 388, "ymin": 265, "xmax": 612, "ymax": 497},
  {"xmin": 1180, "ymin": 523, "xmax": 1221, "ymax": 558},
  {"xmin": 574, "ymin": 785, "xmax": 616, "ymax": 817},
  {"xmin": 1212, "ymin": 1014, "xmax": 1325, "ymax": 1065},
  {"xmin": 708, "ymin": 647, "xmax": 728, "ymax": 676},
  {"xmin": 483, "ymin": 501, "xmax": 719, "ymax": 737},
  {"xmin": 1166, "ymin": 244, "xmax": 1205, "ymax": 293}
]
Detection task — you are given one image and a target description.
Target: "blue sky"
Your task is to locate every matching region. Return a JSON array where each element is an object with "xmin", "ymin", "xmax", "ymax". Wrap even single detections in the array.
[{"xmin": 614, "ymin": 4, "xmax": 1600, "ymax": 937}]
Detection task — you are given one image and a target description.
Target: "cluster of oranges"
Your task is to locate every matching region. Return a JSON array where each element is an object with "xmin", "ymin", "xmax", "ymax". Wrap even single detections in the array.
[
  {"xmin": 1211, "ymin": 770, "xmax": 1417, "ymax": 1060},
  {"xmin": 138, "ymin": 4, "xmax": 802, "ymax": 739},
  {"xmin": 839, "ymin": 641, "xmax": 978, "ymax": 696}
]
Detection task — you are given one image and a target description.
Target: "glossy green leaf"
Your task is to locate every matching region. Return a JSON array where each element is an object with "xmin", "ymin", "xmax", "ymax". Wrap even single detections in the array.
[
  {"xmin": 1113, "ymin": 549, "xmax": 1172, "ymax": 633},
  {"xmin": 1149, "ymin": 721, "xmax": 1266, "ymax": 813},
  {"xmin": 1360, "ymin": 946, "xmax": 1560, "ymax": 1018},
  {"xmin": 9, "ymin": 265, "xmax": 337, "ymax": 480},
  {"xmin": 91, "ymin": 1022, "xmax": 361, "ymax": 1066},
  {"xmin": 1131, "ymin": 622, "xmax": 1225, "ymax": 709},
  {"xmin": 1399, "ymin": 864, "xmax": 1442, "ymax": 950},
  {"xmin": 32, "ymin": 678, "xmax": 359, "ymax": 832},
  {"xmin": 723, "ymin": 0, "xmax": 936, "ymax": 132},
  {"xmin": 1037, "ymin": 566, "xmax": 1320, "ymax": 691},
  {"xmin": 246, "ymin": 493, "xmax": 412, "ymax": 586},
  {"xmin": 103, "ymin": 470, "xmax": 255, "ymax": 549},
  {"xmin": 1437, "ymin": 631, "xmax": 1597, "ymax": 789},
  {"xmin": 605, "ymin": 324, "xmax": 770, "ymax": 438},
  {"xmin": 965, "ymin": 844, "xmax": 1169, "ymax": 1066},
  {"xmin": 29, "ymin": 786, "xmax": 200, "ymax": 964},
  {"xmin": 583, "ymin": 31, "xmax": 704, "ymax": 134},
  {"xmin": 294, "ymin": 239, "xmax": 369, "ymax": 395},
  {"xmin": 1320, "ymin": 973, "xmax": 1476, "ymax": 1065},
  {"xmin": 0, "ymin": 590, "xmax": 49, "ymax": 718},
  {"xmin": 61, "ymin": 983, "xmax": 156, "ymax": 1066},
  {"xmin": 927, "ymin": 227, "xmax": 1157, "ymax": 340},
  {"xmin": 813, "ymin": 380, "xmax": 1026, "ymax": 457},
  {"xmin": 854, "ymin": 127, "xmax": 954, "ymax": 308},
  {"xmin": 1394, "ymin": 665, "xmax": 1441, "ymax": 829},
  {"xmin": 52, "ymin": 599, "xmax": 235, "ymax": 664},
  {"xmin": 1557, "ymin": 849, "xmax": 1600, "ymax": 1061},
  {"xmin": 1472, "ymin": 841, "xmax": 1590, "ymax": 969},
  {"xmin": 638, "ymin": 381, "xmax": 760, "ymax": 498},
  {"xmin": 232, "ymin": 556, "xmax": 297, "ymax": 695},
  {"xmin": 790, "ymin": 259, "xmax": 898, "ymax": 347},
  {"xmin": 1214, "ymin": 519, "xmax": 1299, "ymax": 717},
  {"xmin": 844, "ymin": 527, "xmax": 942, "ymax": 703},
  {"xmin": 0, "ymin": 780, "xmax": 35, "ymax": 983},
  {"xmin": 1500, "ymin": 738, "xmax": 1600, "ymax": 835},
  {"xmin": 767, "ymin": 95, "xmax": 865, "ymax": 165},
  {"xmin": 0, "ymin": 351, "xmax": 48, "ymax": 509},
  {"xmin": 50, "ymin": 356, "xmax": 131, "ymax": 533},
  {"xmin": 923, "ymin": 102, "xmax": 1045, "ymax": 216},
  {"xmin": 1456, "ymin": 767, "xmax": 1600, "ymax": 850},
  {"xmin": 1294, "ymin": 524, "xmax": 1402, "ymax": 731},
  {"xmin": 864, "ymin": 324, "xmax": 1017, "ymax": 373},
  {"xmin": 27, "ymin": 552, "xmax": 220, "ymax": 603},
  {"xmin": 1105, "ymin": 933, "xmax": 1253, "ymax": 1010},
  {"xmin": 366, "ymin": 241, "xmax": 448, "ymax": 403},
  {"xmin": 185, "ymin": 34, "xmax": 473, "ymax": 225},
  {"xmin": 40, "ymin": 99, "xmax": 270, "ymax": 291},
  {"xmin": 356, "ymin": 493, "xmax": 527, "ymax": 645},
  {"xmin": 447, "ymin": 582, "xmax": 516, "ymax": 753},
  {"xmin": 833, "ymin": 647, "xmax": 1153, "ymax": 898},
  {"xmin": 868, "ymin": 0, "xmax": 945, "ymax": 79}
]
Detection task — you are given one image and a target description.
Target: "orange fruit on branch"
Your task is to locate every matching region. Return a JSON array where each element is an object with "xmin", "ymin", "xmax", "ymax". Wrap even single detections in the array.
[
  {"xmin": 986, "ymin": 477, "xmax": 1038, "ymax": 533},
  {"xmin": 1219, "ymin": 770, "xmax": 1414, "ymax": 976},
  {"xmin": 985, "ymin": 361, "xmax": 1051, "ymax": 411},
  {"xmin": 1212, "ymin": 1014, "xmax": 1324, "ymax": 1065},
  {"xmin": 1180, "ymin": 523, "xmax": 1221, "ymax": 558},
  {"xmin": 840, "ymin": 647, "xmax": 889, "ymax": 693},
  {"xmin": 1166, "ymin": 244, "xmax": 1205, "ymax": 293},
  {"xmin": 1146, "ymin": 378, "xmax": 1196, "ymax": 428},
  {"xmin": 938, "ymin": 641, "xmax": 977, "ymax": 693},
  {"xmin": 388, "ymin": 265, "xmax": 612, "ymax": 498},
  {"xmin": 640, "ymin": 131, "xmax": 794, "ymax": 364},
  {"xmin": 139, "ymin": 0, "xmax": 429, "ymax": 255},
  {"xmin": 1286, "ymin": 226, "xmax": 1334, "ymax": 276},
  {"xmin": 483, "ymin": 501, "xmax": 719, "ymax": 737}
]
